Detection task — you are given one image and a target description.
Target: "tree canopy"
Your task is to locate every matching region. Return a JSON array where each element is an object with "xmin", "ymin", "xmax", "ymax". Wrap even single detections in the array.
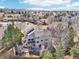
[{"xmin": 1, "ymin": 24, "xmax": 24, "ymax": 48}]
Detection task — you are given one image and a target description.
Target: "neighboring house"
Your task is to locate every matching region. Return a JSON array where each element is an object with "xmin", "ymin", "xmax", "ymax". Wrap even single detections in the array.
[
  {"xmin": 0, "ymin": 13, "xmax": 4, "ymax": 21},
  {"xmin": 3, "ymin": 13, "xmax": 21, "ymax": 21}
]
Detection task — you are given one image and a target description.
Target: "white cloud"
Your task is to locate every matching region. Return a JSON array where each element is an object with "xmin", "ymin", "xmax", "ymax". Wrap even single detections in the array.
[
  {"xmin": 0, "ymin": 6, "xmax": 5, "ymax": 8},
  {"xmin": 71, "ymin": 2, "xmax": 79, "ymax": 7},
  {"xmin": 51, "ymin": 7, "xmax": 71, "ymax": 11},
  {"xmin": 26, "ymin": 8, "xmax": 45, "ymax": 10},
  {"xmin": 65, "ymin": 2, "xmax": 79, "ymax": 11},
  {"xmin": 26, "ymin": 7, "xmax": 71, "ymax": 11},
  {"xmin": 20, "ymin": 0, "xmax": 71, "ymax": 6},
  {"xmin": 66, "ymin": 2, "xmax": 79, "ymax": 9}
]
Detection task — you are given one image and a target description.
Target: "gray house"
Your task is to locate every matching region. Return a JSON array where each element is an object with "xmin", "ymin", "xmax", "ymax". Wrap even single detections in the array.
[{"xmin": 26, "ymin": 27, "xmax": 52, "ymax": 53}]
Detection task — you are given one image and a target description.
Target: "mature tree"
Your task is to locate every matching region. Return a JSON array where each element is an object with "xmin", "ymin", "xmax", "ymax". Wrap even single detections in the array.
[
  {"xmin": 70, "ymin": 46, "xmax": 79, "ymax": 58},
  {"xmin": 23, "ymin": 12, "xmax": 30, "ymax": 18},
  {"xmin": 43, "ymin": 13, "xmax": 49, "ymax": 19},
  {"xmin": 23, "ymin": 13, "xmax": 27, "ymax": 17},
  {"xmin": 55, "ymin": 43, "xmax": 64, "ymax": 59},
  {"xmin": 62, "ymin": 24, "xmax": 76, "ymax": 55},
  {"xmin": 68, "ymin": 25, "xmax": 75, "ymax": 47},
  {"xmin": 1, "ymin": 24, "xmax": 24, "ymax": 48},
  {"xmin": 42, "ymin": 51, "xmax": 54, "ymax": 59}
]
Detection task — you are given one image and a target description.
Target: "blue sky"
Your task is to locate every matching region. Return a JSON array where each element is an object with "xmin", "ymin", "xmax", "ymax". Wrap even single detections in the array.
[{"xmin": 0, "ymin": 0, "xmax": 79, "ymax": 10}]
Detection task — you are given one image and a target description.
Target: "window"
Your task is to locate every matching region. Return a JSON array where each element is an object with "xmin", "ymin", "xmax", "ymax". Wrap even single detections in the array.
[
  {"xmin": 28, "ymin": 39, "xmax": 30, "ymax": 41},
  {"xmin": 39, "ymin": 44, "xmax": 41, "ymax": 48},
  {"xmin": 28, "ymin": 42, "xmax": 30, "ymax": 44},
  {"xmin": 33, "ymin": 44, "xmax": 35, "ymax": 46},
  {"xmin": 41, "ymin": 40, "xmax": 43, "ymax": 42},
  {"xmin": 32, "ymin": 39, "xmax": 34, "ymax": 41},
  {"xmin": 37, "ymin": 41, "xmax": 39, "ymax": 43},
  {"xmin": 27, "ymin": 28, "xmax": 34, "ymax": 34}
]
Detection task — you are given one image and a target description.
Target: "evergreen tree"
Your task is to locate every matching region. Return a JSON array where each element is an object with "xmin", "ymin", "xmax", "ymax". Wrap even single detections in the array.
[
  {"xmin": 1, "ymin": 24, "xmax": 24, "ymax": 48},
  {"xmin": 42, "ymin": 51, "xmax": 54, "ymax": 59},
  {"xmin": 55, "ymin": 43, "xmax": 64, "ymax": 59}
]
